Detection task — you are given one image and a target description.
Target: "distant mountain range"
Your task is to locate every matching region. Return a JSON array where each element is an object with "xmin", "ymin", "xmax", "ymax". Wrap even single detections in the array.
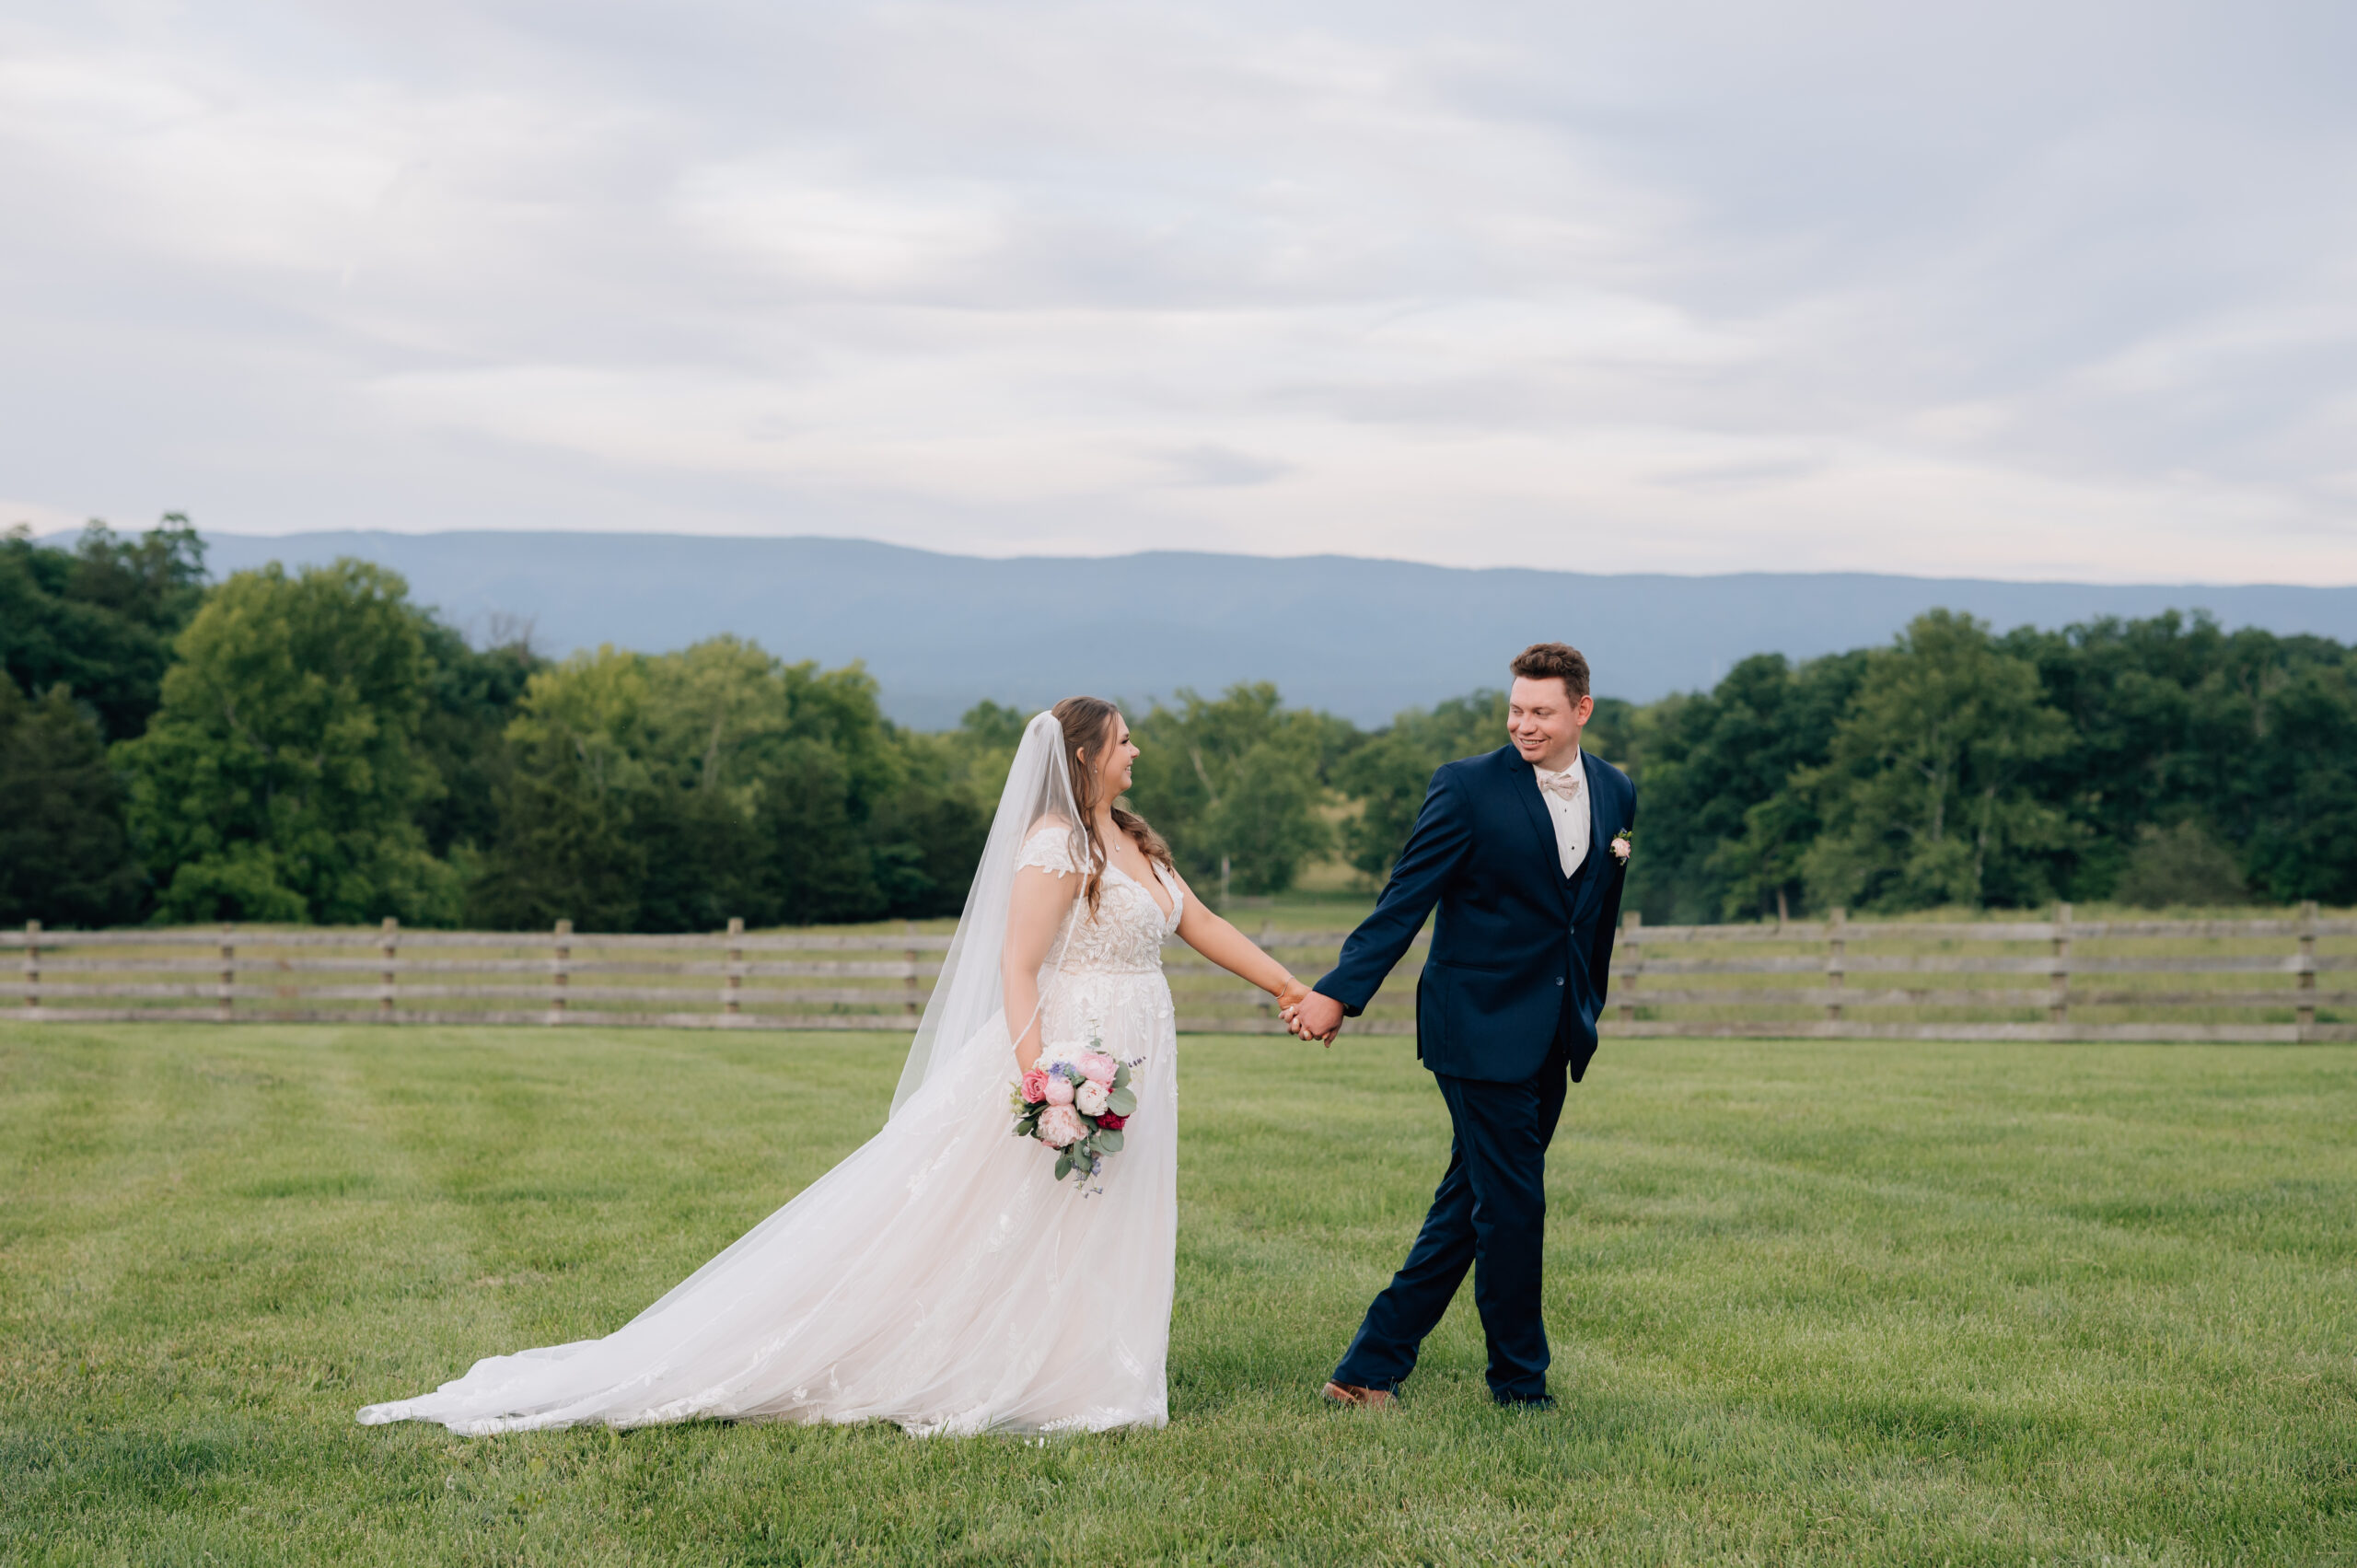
[{"xmin": 198, "ymin": 531, "xmax": 2357, "ymax": 729}]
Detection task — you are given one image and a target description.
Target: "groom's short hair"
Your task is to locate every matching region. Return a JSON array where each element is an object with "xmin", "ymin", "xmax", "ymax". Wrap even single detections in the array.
[{"xmin": 1510, "ymin": 642, "xmax": 1590, "ymax": 699}]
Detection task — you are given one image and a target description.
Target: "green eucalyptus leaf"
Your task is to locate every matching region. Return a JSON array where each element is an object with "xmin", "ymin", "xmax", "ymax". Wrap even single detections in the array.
[
  {"xmin": 1108, "ymin": 1088, "xmax": 1137, "ymax": 1116},
  {"xmin": 1094, "ymin": 1130, "xmax": 1124, "ymax": 1154}
]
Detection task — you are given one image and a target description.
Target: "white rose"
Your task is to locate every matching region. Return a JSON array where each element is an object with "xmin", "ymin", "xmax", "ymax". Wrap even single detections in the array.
[{"xmin": 1074, "ymin": 1078, "xmax": 1111, "ymax": 1116}]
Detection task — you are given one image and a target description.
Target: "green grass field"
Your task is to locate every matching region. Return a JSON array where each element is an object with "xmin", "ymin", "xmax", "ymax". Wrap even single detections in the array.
[{"xmin": 4, "ymin": 1025, "xmax": 2352, "ymax": 1565}]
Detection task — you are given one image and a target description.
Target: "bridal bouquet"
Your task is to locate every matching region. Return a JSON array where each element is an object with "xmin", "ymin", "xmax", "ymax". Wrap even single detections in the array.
[{"xmin": 1011, "ymin": 1038, "xmax": 1138, "ymax": 1184}]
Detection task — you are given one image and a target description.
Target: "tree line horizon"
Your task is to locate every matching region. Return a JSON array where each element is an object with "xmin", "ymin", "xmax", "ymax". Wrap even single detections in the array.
[{"xmin": 6, "ymin": 518, "xmax": 2351, "ymax": 933}]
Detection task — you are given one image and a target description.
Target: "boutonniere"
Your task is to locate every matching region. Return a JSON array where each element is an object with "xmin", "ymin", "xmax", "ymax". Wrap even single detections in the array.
[{"xmin": 1608, "ymin": 828, "xmax": 1632, "ymax": 865}]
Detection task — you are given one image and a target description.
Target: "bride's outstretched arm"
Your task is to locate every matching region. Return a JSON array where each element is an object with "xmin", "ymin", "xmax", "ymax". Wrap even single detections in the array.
[
  {"xmin": 1171, "ymin": 875, "xmax": 1313, "ymax": 1016},
  {"xmin": 1003, "ymin": 864, "xmax": 1081, "ymax": 1073}
]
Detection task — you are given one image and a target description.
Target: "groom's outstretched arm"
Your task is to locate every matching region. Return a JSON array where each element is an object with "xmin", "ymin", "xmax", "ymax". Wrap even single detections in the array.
[{"xmin": 1311, "ymin": 768, "xmax": 1474, "ymax": 1021}]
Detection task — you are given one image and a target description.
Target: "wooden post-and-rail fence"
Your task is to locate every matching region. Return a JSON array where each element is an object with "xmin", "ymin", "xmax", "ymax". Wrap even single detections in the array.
[{"xmin": 5, "ymin": 905, "xmax": 2351, "ymax": 1042}]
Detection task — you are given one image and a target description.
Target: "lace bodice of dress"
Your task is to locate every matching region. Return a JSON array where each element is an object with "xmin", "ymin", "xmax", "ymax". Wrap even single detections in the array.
[{"xmin": 1016, "ymin": 826, "xmax": 1183, "ymax": 977}]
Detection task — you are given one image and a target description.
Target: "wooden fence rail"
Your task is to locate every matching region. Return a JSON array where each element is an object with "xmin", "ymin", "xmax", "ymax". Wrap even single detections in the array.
[{"xmin": 6, "ymin": 902, "xmax": 2351, "ymax": 1042}]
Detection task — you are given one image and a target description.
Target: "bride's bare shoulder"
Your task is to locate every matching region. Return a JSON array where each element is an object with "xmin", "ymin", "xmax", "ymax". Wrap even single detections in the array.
[{"xmin": 1024, "ymin": 814, "xmax": 1075, "ymax": 841}]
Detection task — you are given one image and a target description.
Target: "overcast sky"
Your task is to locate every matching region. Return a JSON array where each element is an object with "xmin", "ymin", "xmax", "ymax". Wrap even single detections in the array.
[{"xmin": 4, "ymin": 1, "xmax": 2352, "ymax": 581}]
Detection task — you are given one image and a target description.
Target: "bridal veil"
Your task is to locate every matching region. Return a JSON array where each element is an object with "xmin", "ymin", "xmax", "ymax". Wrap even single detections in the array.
[{"xmin": 888, "ymin": 710, "xmax": 1084, "ymax": 1115}]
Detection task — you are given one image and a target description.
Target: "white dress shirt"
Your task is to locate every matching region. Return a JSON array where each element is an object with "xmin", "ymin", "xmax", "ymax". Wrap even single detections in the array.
[{"xmin": 1532, "ymin": 751, "xmax": 1592, "ymax": 878}]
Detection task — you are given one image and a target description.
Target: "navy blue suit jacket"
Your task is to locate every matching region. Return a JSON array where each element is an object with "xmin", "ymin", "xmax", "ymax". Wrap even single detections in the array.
[{"xmin": 1315, "ymin": 746, "xmax": 1636, "ymax": 1084}]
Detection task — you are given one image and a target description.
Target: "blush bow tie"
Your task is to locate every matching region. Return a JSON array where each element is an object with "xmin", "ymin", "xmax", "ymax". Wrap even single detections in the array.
[{"xmin": 1538, "ymin": 764, "xmax": 1583, "ymax": 803}]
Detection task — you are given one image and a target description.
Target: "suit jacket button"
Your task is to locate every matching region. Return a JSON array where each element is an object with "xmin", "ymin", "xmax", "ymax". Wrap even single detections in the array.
[{"xmin": 1555, "ymin": 976, "xmax": 1565, "ymax": 986}]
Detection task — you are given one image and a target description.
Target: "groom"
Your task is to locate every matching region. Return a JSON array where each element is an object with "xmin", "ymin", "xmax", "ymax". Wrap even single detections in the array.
[{"xmin": 1283, "ymin": 641, "xmax": 1635, "ymax": 1411}]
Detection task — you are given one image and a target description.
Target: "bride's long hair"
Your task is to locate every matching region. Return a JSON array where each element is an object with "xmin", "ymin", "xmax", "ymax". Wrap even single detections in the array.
[{"xmin": 1052, "ymin": 696, "xmax": 1173, "ymax": 918}]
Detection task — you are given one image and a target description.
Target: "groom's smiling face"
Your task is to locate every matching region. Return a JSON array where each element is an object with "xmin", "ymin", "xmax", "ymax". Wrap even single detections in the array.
[{"xmin": 1508, "ymin": 677, "xmax": 1592, "ymax": 771}]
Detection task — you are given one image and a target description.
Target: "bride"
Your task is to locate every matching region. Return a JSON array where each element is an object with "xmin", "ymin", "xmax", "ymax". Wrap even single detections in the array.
[{"xmin": 358, "ymin": 698, "xmax": 1313, "ymax": 1436}]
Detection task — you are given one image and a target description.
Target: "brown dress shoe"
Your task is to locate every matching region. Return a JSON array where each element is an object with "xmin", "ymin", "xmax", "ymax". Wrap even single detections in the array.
[{"xmin": 1320, "ymin": 1380, "xmax": 1394, "ymax": 1410}]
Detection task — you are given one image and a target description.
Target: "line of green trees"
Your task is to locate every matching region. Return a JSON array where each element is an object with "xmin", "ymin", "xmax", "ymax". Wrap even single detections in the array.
[{"xmin": 6, "ymin": 519, "xmax": 2353, "ymax": 930}]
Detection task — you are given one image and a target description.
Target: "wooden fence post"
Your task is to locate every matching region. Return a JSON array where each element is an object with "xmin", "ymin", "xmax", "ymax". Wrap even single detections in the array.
[
  {"xmin": 217, "ymin": 922, "xmax": 236, "ymax": 1023},
  {"xmin": 1825, "ymin": 908, "xmax": 1846, "ymax": 1022},
  {"xmin": 552, "ymin": 919, "xmax": 572, "ymax": 1023},
  {"xmin": 1620, "ymin": 910, "xmax": 1642, "ymax": 1025},
  {"xmin": 1259, "ymin": 921, "xmax": 1277, "ymax": 1027},
  {"xmin": 904, "ymin": 921, "xmax": 923, "ymax": 1017},
  {"xmin": 726, "ymin": 917, "xmax": 744, "ymax": 1018},
  {"xmin": 2049, "ymin": 902, "xmax": 2073, "ymax": 1028},
  {"xmin": 380, "ymin": 917, "xmax": 399, "ymax": 1021},
  {"xmin": 2298, "ymin": 900, "xmax": 2318, "ymax": 1035},
  {"xmin": 23, "ymin": 920, "xmax": 38, "ymax": 1013}
]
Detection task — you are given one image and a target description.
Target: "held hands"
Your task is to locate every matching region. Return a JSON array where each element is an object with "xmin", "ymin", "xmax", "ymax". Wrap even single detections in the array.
[
  {"xmin": 1280, "ymin": 983, "xmax": 1345, "ymax": 1046},
  {"xmin": 1274, "ymin": 976, "xmax": 1328, "ymax": 1046}
]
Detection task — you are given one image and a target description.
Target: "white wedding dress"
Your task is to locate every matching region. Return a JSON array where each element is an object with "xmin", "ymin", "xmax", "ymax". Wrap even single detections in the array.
[{"xmin": 359, "ymin": 745, "xmax": 1186, "ymax": 1437}]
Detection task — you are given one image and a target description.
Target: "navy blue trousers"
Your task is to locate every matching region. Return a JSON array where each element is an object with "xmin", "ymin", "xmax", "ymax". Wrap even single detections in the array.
[{"xmin": 1330, "ymin": 1045, "xmax": 1570, "ymax": 1401}]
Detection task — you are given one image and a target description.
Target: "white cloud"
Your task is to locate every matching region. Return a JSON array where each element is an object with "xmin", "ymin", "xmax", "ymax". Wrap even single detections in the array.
[{"xmin": 2, "ymin": 0, "xmax": 2352, "ymax": 581}]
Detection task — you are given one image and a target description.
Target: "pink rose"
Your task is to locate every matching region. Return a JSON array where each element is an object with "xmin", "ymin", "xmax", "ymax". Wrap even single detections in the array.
[
  {"xmin": 1077, "ymin": 1051, "xmax": 1119, "ymax": 1086},
  {"xmin": 1042, "ymin": 1074, "xmax": 1075, "ymax": 1106},
  {"xmin": 1037, "ymin": 1105, "xmax": 1086, "ymax": 1147},
  {"xmin": 1018, "ymin": 1069, "xmax": 1050, "ymax": 1103},
  {"xmin": 1074, "ymin": 1079, "xmax": 1111, "ymax": 1116}
]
